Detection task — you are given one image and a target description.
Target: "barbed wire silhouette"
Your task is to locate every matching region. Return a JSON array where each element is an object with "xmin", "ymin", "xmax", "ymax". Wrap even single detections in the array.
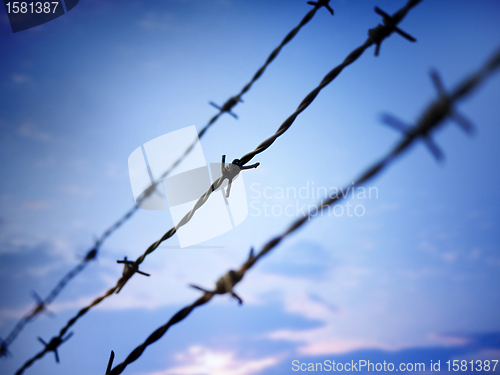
[
  {"xmin": 0, "ymin": 248, "xmax": 97, "ymax": 357},
  {"xmin": 13, "ymin": 2, "xmax": 423, "ymax": 373},
  {"xmin": 116, "ymin": 0, "xmax": 337, "ymax": 209},
  {"xmin": 0, "ymin": 1, "xmax": 334, "ymax": 357},
  {"xmin": 106, "ymin": 47, "xmax": 500, "ymax": 375}
]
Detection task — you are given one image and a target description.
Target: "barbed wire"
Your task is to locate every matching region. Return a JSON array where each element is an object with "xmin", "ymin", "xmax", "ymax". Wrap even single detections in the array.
[
  {"xmin": 115, "ymin": 0, "xmax": 336, "ymax": 208},
  {"xmin": 13, "ymin": 2, "xmax": 423, "ymax": 373},
  {"xmin": 237, "ymin": 0, "xmax": 420, "ymax": 167},
  {"xmin": 106, "ymin": 47, "xmax": 500, "ymax": 375},
  {"xmin": 0, "ymin": 248, "xmax": 97, "ymax": 357},
  {"xmin": 0, "ymin": 1, "xmax": 333, "ymax": 357}
]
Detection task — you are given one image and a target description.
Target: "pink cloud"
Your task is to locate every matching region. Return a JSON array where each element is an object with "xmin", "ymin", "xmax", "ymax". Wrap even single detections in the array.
[{"xmin": 143, "ymin": 346, "xmax": 280, "ymax": 375}]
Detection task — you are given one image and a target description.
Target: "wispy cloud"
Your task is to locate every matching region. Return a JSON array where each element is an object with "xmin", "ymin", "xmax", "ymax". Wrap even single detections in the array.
[
  {"xmin": 428, "ymin": 332, "xmax": 500, "ymax": 351},
  {"xmin": 58, "ymin": 184, "xmax": 95, "ymax": 197},
  {"xmin": 0, "ymin": 235, "xmax": 74, "ymax": 264},
  {"xmin": 18, "ymin": 122, "xmax": 52, "ymax": 142},
  {"xmin": 428, "ymin": 332, "xmax": 470, "ymax": 346},
  {"xmin": 138, "ymin": 12, "xmax": 174, "ymax": 31},
  {"xmin": 442, "ymin": 251, "xmax": 458, "ymax": 263},
  {"xmin": 0, "ymin": 305, "xmax": 30, "ymax": 326},
  {"xmin": 11, "ymin": 74, "xmax": 31, "ymax": 84},
  {"xmin": 142, "ymin": 346, "xmax": 280, "ymax": 375},
  {"xmin": 269, "ymin": 328, "xmax": 391, "ymax": 355}
]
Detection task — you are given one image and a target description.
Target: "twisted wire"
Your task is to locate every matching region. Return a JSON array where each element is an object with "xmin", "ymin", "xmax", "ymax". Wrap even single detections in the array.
[
  {"xmin": 13, "ymin": 1, "xmax": 425, "ymax": 372},
  {"xmin": 2, "ymin": 1, "xmax": 329, "ymax": 356},
  {"xmin": 1, "ymin": 250, "xmax": 95, "ymax": 353},
  {"xmin": 107, "ymin": 47, "xmax": 500, "ymax": 375},
  {"xmin": 13, "ymin": 160, "xmax": 256, "ymax": 375},
  {"xmin": 131, "ymin": 0, "xmax": 334, "ymax": 203},
  {"xmin": 130, "ymin": 0, "xmax": 421, "ymax": 274},
  {"xmin": 238, "ymin": 0, "xmax": 422, "ymax": 166}
]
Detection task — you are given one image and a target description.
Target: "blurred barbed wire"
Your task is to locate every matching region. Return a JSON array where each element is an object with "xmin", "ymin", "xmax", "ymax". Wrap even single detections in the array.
[
  {"xmin": 12, "ymin": 1, "xmax": 424, "ymax": 373},
  {"xmin": 0, "ymin": 0, "xmax": 334, "ymax": 357},
  {"xmin": 0, "ymin": 248, "xmax": 96, "ymax": 357},
  {"xmin": 107, "ymin": 46, "xmax": 500, "ymax": 375}
]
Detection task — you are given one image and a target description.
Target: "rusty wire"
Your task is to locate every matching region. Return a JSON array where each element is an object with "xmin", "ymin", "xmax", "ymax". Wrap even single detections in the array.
[
  {"xmin": 106, "ymin": 47, "xmax": 500, "ymax": 375},
  {"xmin": 13, "ymin": 2, "xmax": 423, "ymax": 373},
  {"xmin": 1, "ymin": 1, "xmax": 331, "ymax": 358}
]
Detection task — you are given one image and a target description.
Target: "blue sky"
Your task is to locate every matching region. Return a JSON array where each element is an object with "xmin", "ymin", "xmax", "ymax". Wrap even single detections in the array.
[{"xmin": 1, "ymin": 0, "xmax": 500, "ymax": 374}]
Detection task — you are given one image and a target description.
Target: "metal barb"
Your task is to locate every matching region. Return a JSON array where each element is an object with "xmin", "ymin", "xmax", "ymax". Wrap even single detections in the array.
[
  {"xmin": 429, "ymin": 70, "xmax": 475, "ymax": 134},
  {"xmin": 381, "ymin": 113, "xmax": 444, "ymax": 161},
  {"xmin": 216, "ymin": 270, "xmax": 244, "ymax": 304},
  {"xmin": 248, "ymin": 247, "xmax": 255, "ymax": 261},
  {"xmin": 29, "ymin": 291, "xmax": 54, "ymax": 318},
  {"xmin": 37, "ymin": 332, "xmax": 73, "ymax": 363},
  {"xmin": 430, "ymin": 70, "xmax": 447, "ymax": 96},
  {"xmin": 369, "ymin": 6, "xmax": 416, "ymax": 56},
  {"xmin": 106, "ymin": 350, "xmax": 115, "ymax": 374},
  {"xmin": 191, "ymin": 270, "xmax": 243, "ymax": 305},
  {"xmin": 0, "ymin": 338, "xmax": 10, "ymax": 358},
  {"xmin": 116, "ymin": 257, "xmax": 150, "ymax": 293},
  {"xmin": 380, "ymin": 113, "xmax": 410, "ymax": 132},
  {"xmin": 221, "ymin": 155, "xmax": 259, "ymax": 198},
  {"xmin": 307, "ymin": 0, "xmax": 334, "ymax": 15},
  {"xmin": 84, "ymin": 247, "xmax": 98, "ymax": 262},
  {"xmin": 209, "ymin": 95, "xmax": 242, "ymax": 119},
  {"xmin": 422, "ymin": 136, "xmax": 445, "ymax": 161},
  {"xmin": 381, "ymin": 70, "xmax": 478, "ymax": 162}
]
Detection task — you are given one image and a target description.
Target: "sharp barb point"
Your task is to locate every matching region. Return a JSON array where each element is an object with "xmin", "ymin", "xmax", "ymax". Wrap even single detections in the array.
[
  {"xmin": 430, "ymin": 70, "xmax": 446, "ymax": 96},
  {"xmin": 374, "ymin": 7, "xmax": 389, "ymax": 18},
  {"xmin": 394, "ymin": 27, "xmax": 416, "ymax": 42},
  {"xmin": 190, "ymin": 284, "xmax": 209, "ymax": 293},
  {"xmin": 381, "ymin": 114, "xmax": 410, "ymax": 133},
  {"xmin": 452, "ymin": 111, "xmax": 475, "ymax": 134},
  {"xmin": 63, "ymin": 332, "xmax": 74, "ymax": 343},
  {"xmin": 106, "ymin": 350, "xmax": 115, "ymax": 374},
  {"xmin": 423, "ymin": 137, "xmax": 445, "ymax": 161},
  {"xmin": 31, "ymin": 291, "xmax": 43, "ymax": 304}
]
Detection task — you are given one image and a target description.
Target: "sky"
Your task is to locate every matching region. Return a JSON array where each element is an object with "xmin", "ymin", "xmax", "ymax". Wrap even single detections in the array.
[{"xmin": 1, "ymin": 0, "xmax": 500, "ymax": 374}]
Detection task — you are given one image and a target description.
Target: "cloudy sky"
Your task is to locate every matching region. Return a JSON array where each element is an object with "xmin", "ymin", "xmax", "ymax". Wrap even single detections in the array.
[{"xmin": 1, "ymin": 0, "xmax": 500, "ymax": 374}]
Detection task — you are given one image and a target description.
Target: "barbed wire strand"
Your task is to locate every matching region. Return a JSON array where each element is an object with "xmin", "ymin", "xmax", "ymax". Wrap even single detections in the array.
[
  {"xmin": 107, "ymin": 47, "xmax": 500, "ymax": 375},
  {"xmin": 99, "ymin": 0, "xmax": 336, "ymax": 228},
  {"xmin": 13, "ymin": 2, "xmax": 423, "ymax": 373},
  {"xmin": 1, "ymin": 248, "xmax": 97, "ymax": 353},
  {"xmin": 127, "ymin": 0, "xmax": 422, "ymax": 270},
  {"xmin": 0, "ymin": 1, "xmax": 332, "ymax": 356},
  {"xmin": 237, "ymin": 0, "xmax": 420, "ymax": 167}
]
